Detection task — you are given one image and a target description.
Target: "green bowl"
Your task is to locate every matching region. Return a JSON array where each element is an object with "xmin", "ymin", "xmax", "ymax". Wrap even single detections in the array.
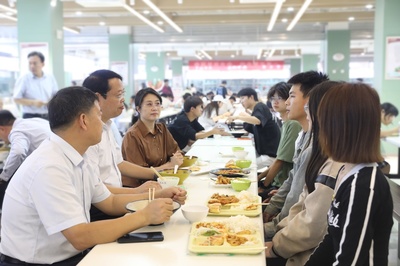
[
  {"xmin": 180, "ymin": 155, "xmax": 198, "ymax": 168},
  {"xmin": 232, "ymin": 146, "xmax": 245, "ymax": 152},
  {"xmin": 231, "ymin": 179, "xmax": 251, "ymax": 192},
  {"xmin": 235, "ymin": 159, "xmax": 252, "ymax": 169},
  {"xmin": 159, "ymin": 169, "xmax": 191, "ymax": 185}
]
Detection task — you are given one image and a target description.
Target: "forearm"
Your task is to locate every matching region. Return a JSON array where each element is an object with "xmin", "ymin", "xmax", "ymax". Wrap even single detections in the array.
[
  {"xmin": 263, "ymin": 160, "xmax": 284, "ymax": 187},
  {"xmin": 232, "ymin": 115, "xmax": 260, "ymax": 125},
  {"xmin": 63, "ymin": 211, "xmax": 149, "ymax": 250},
  {"xmin": 118, "ymin": 161, "xmax": 154, "ymax": 180},
  {"xmin": 0, "ymin": 153, "xmax": 25, "ymax": 181},
  {"xmin": 195, "ymin": 130, "xmax": 214, "ymax": 140},
  {"xmin": 13, "ymin": 98, "xmax": 43, "ymax": 106},
  {"xmin": 381, "ymin": 127, "xmax": 399, "ymax": 137},
  {"xmin": 106, "ymin": 185, "xmax": 137, "ymax": 195}
]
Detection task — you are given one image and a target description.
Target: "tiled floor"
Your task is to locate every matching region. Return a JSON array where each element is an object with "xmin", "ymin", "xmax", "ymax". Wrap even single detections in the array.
[{"xmin": 386, "ymin": 155, "xmax": 399, "ymax": 266}]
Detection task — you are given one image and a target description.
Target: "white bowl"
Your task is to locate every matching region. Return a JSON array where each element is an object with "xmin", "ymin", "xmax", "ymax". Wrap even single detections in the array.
[
  {"xmin": 157, "ymin": 176, "xmax": 179, "ymax": 189},
  {"xmin": 181, "ymin": 205, "xmax": 209, "ymax": 223},
  {"xmin": 233, "ymin": 150, "xmax": 248, "ymax": 159}
]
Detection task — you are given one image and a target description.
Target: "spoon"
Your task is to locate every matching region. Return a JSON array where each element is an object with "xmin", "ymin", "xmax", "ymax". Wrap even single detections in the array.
[
  {"xmin": 151, "ymin": 166, "xmax": 164, "ymax": 180},
  {"xmin": 174, "ymin": 164, "xmax": 178, "ymax": 174}
]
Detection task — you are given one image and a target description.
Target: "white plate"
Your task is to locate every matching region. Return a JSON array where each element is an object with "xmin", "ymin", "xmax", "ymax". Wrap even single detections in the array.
[{"xmin": 219, "ymin": 152, "xmax": 235, "ymax": 157}]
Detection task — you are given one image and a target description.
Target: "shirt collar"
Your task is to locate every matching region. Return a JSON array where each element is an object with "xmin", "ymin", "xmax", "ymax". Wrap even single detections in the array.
[
  {"xmin": 50, "ymin": 132, "xmax": 84, "ymax": 167},
  {"xmin": 136, "ymin": 119, "xmax": 163, "ymax": 137},
  {"xmin": 29, "ymin": 71, "xmax": 47, "ymax": 79}
]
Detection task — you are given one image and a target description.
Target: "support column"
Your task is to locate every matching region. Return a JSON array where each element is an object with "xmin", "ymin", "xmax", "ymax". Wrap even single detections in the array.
[
  {"xmin": 289, "ymin": 58, "xmax": 301, "ymax": 77},
  {"xmin": 171, "ymin": 58, "xmax": 183, "ymax": 100},
  {"xmin": 374, "ymin": 0, "xmax": 400, "ymax": 157},
  {"xmin": 17, "ymin": 0, "xmax": 64, "ymax": 86},
  {"xmin": 109, "ymin": 26, "xmax": 132, "ymax": 101},
  {"xmin": 302, "ymin": 54, "xmax": 319, "ymax": 72},
  {"xmin": 146, "ymin": 52, "xmax": 165, "ymax": 89},
  {"xmin": 325, "ymin": 22, "xmax": 350, "ymax": 81}
]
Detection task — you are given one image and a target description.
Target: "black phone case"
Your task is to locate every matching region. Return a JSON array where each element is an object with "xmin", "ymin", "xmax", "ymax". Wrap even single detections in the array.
[{"xmin": 117, "ymin": 232, "xmax": 164, "ymax": 243}]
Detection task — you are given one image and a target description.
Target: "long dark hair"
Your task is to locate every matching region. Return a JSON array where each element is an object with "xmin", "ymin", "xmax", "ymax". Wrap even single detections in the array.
[
  {"xmin": 305, "ymin": 81, "xmax": 341, "ymax": 193},
  {"xmin": 203, "ymin": 102, "xmax": 220, "ymax": 118}
]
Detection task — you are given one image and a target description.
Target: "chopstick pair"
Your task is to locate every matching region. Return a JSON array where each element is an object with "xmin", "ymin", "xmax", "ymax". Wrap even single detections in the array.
[{"xmin": 148, "ymin": 187, "xmax": 155, "ymax": 202}]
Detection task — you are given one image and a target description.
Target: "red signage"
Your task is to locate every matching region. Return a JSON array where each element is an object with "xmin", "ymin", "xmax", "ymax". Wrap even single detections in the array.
[{"xmin": 188, "ymin": 60, "xmax": 285, "ymax": 71}]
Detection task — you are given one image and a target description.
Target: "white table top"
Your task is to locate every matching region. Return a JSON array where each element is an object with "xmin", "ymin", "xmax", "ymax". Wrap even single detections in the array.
[
  {"xmin": 191, "ymin": 137, "xmax": 253, "ymax": 147},
  {"xmin": 78, "ymin": 142, "xmax": 265, "ymax": 266}
]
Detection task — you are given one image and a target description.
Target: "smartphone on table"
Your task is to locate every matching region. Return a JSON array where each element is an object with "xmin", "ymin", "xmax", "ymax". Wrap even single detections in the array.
[{"xmin": 117, "ymin": 231, "xmax": 164, "ymax": 243}]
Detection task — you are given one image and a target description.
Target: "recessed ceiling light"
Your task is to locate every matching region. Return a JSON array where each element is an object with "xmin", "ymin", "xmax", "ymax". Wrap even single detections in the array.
[
  {"xmin": 6, "ymin": 12, "xmax": 13, "ymax": 16},
  {"xmin": 166, "ymin": 52, "xmax": 170, "ymax": 56},
  {"xmin": 99, "ymin": 21, "xmax": 105, "ymax": 26},
  {"xmin": 76, "ymin": 11, "xmax": 82, "ymax": 16},
  {"xmin": 348, "ymin": 17, "xmax": 355, "ymax": 21},
  {"xmin": 281, "ymin": 18, "xmax": 288, "ymax": 23},
  {"xmin": 143, "ymin": 10, "xmax": 150, "ymax": 14},
  {"xmin": 287, "ymin": 7, "xmax": 294, "ymax": 12},
  {"xmin": 157, "ymin": 21, "xmax": 164, "ymax": 25},
  {"xmin": 231, "ymin": 54, "xmax": 235, "ymax": 58},
  {"xmin": 365, "ymin": 4, "xmax": 373, "ymax": 9}
]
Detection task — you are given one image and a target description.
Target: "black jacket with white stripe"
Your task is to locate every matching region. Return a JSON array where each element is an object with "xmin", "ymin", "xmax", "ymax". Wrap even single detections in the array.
[{"xmin": 306, "ymin": 166, "xmax": 393, "ymax": 266}]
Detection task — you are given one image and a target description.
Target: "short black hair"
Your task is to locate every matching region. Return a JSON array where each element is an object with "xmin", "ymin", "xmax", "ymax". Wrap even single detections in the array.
[
  {"xmin": 0, "ymin": 110, "xmax": 16, "ymax": 126},
  {"xmin": 381, "ymin": 102, "xmax": 399, "ymax": 117},
  {"xmin": 135, "ymin": 88, "xmax": 162, "ymax": 108},
  {"xmin": 48, "ymin": 86, "xmax": 98, "ymax": 132},
  {"xmin": 287, "ymin": 71, "xmax": 329, "ymax": 98},
  {"xmin": 82, "ymin": 69, "xmax": 122, "ymax": 99},
  {"xmin": 28, "ymin": 51, "xmax": 45, "ymax": 63},
  {"xmin": 182, "ymin": 93, "xmax": 192, "ymax": 101},
  {"xmin": 221, "ymin": 80, "xmax": 227, "ymax": 84},
  {"xmin": 229, "ymin": 96, "xmax": 236, "ymax": 102},
  {"xmin": 184, "ymin": 96, "xmax": 203, "ymax": 113},
  {"xmin": 237, "ymin": 88, "xmax": 258, "ymax": 101},
  {"xmin": 164, "ymin": 79, "xmax": 169, "ymax": 83},
  {"xmin": 267, "ymin": 82, "xmax": 291, "ymax": 100}
]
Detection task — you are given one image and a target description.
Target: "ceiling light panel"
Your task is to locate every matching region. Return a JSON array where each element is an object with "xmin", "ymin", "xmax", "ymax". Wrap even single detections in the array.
[
  {"xmin": 142, "ymin": 0, "xmax": 183, "ymax": 33},
  {"xmin": 75, "ymin": 0, "xmax": 125, "ymax": 8}
]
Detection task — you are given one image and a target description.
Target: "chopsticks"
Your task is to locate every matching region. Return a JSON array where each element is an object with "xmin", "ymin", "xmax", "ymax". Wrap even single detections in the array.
[
  {"xmin": 151, "ymin": 166, "xmax": 164, "ymax": 180},
  {"xmin": 148, "ymin": 187, "xmax": 155, "ymax": 203}
]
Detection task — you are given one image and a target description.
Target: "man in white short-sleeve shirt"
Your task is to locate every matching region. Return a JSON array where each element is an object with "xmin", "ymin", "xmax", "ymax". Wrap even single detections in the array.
[
  {"xmin": 13, "ymin": 51, "xmax": 58, "ymax": 119},
  {"xmin": 0, "ymin": 86, "xmax": 186, "ymax": 265}
]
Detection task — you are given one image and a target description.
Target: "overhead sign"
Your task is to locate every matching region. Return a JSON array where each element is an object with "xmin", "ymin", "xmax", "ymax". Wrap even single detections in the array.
[{"xmin": 188, "ymin": 60, "xmax": 284, "ymax": 71}]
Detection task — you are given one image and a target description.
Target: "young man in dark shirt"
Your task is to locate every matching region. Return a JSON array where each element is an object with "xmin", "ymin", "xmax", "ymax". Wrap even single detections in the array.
[
  {"xmin": 226, "ymin": 88, "xmax": 281, "ymax": 169},
  {"xmin": 168, "ymin": 96, "xmax": 225, "ymax": 150}
]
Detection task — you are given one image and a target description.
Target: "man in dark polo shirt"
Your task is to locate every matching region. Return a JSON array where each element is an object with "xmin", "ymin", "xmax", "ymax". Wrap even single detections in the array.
[
  {"xmin": 168, "ymin": 96, "xmax": 225, "ymax": 150},
  {"xmin": 226, "ymin": 88, "xmax": 281, "ymax": 169}
]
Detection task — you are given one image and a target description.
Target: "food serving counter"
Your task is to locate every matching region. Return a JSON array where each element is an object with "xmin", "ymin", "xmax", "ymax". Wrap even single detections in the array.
[{"xmin": 78, "ymin": 139, "xmax": 266, "ymax": 266}]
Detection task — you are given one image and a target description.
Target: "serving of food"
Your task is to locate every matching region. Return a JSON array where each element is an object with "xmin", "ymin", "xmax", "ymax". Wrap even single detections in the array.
[
  {"xmin": 209, "ymin": 168, "xmax": 250, "ymax": 177},
  {"xmin": 206, "ymin": 191, "xmax": 261, "ymax": 217},
  {"xmin": 188, "ymin": 215, "xmax": 264, "ymax": 254}
]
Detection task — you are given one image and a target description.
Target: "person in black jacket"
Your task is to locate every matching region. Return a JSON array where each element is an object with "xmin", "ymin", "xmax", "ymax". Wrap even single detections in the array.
[{"xmin": 305, "ymin": 82, "xmax": 393, "ymax": 266}]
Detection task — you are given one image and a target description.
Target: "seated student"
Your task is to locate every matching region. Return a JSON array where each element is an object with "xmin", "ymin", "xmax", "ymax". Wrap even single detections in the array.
[
  {"xmin": 257, "ymin": 82, "xmax": 302, "ymax": 200},
  {"xmin": 121, "ymin": 88, "xmax": 184, "ymax": 187},
  {"xmin": 198, "ymin": 95, "xmax": 231, "ymax": 132},
  {"xmin": 0, "ymin": 86, "xmax": 187, "ymax": 265},
  {"xmin": 226, "ymin": 88, "xmax": 281, "ymax": 169},
  {"xmin": 263, "ymin": 71, "xmax": 329, "ymax": 239},
  {"xmin": 380, "ymin": 102, "xmax": 399, "ymax": 137},
  {"xmin": 168, "ymin": 96, "xmax": 225, "ymax": 150},
  {"xmin": 0, "ymin": 110, "xmax": 51, "ymax": 206},
  {"xmin": 265, "ymin": 81, "xmax": 343, "ymax": 266},
  {"xmin": 306, "ymin": 83, "xmax": 393, "ymax": 266}
]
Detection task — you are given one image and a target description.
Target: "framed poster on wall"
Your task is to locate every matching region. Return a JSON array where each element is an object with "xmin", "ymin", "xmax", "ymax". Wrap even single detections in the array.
[{"xmin": 385, "ymin": 37, "xmax": 400, "ymax": 80}]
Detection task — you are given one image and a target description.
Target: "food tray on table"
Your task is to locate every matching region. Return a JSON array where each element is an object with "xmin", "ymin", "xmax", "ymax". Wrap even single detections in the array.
[
  {"xmin": 188, "ymin": 215, "xmax": 264, "ymax": 254},
  {"xmin": 209, "ymin": 168, "xmax": 250, "ymax": 177},
  {"xmin": 206, "ymin": 191, "xmax": 262, "ymax": 217}
]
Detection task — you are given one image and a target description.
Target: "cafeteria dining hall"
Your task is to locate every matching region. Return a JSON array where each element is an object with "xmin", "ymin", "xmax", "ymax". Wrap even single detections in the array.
[{"xmin": 0, "ymin": 0, "xmax": 399, "ymax": 265}]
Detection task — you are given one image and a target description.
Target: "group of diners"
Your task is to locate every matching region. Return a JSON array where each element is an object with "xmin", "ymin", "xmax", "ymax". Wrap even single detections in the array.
[{"xmin": 0, "ymin": 65, "xmax": 394, "ymax": 266}]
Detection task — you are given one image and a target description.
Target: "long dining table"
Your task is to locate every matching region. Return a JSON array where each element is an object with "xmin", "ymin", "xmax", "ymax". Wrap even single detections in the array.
[{"xmin": 78, "ymin": 136, "xmax": 266, "ymax": 266}]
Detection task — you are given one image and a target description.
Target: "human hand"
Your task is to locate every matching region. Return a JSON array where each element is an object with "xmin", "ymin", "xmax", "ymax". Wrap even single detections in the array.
[
  {"xmin": 155, "ymin": 187, "xmax": 187, "ymax": 205},
  {"xmin": 225, "ymin": 116, "xmax": 235, "ymax": 124},
  {"xmin": 268, "ymin": 189, "xmax": 278, "ymax": 197},
  {"xmin": 263, "ymin": 211, "xmax": 277, "ymax": 223},
  {"xmin": 135, "ymin": 181, "xmax": 162, "ymax": 193},
  {"xmin": 142, "ymin": 198, "xmax": 173, "ymax": 225},
  {"xmin": 257, "ymin": 169, "xmax": 269, "ymax": 181},
  {"xmin": 170, "ymin": 151, "xmax": 183, "ymax": 166},
  {"xmin": 33, "ymin": 100, "xmax": 46, "ymax": 108},
  {"xmin": 212, "ymin": 126, "xmax": 225, "ymax": 135},
  {"xmin": 264, "ymin": 242, "xmax": 277, "ymax": 258}
]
